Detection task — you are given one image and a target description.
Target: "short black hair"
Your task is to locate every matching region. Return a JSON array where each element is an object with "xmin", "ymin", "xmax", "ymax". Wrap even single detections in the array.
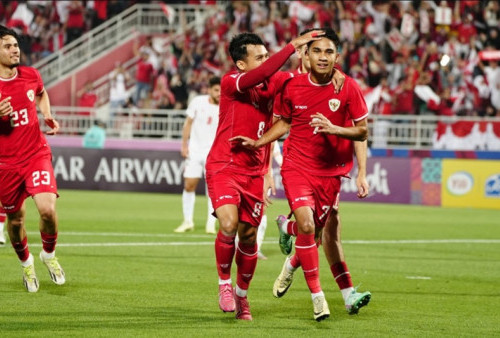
[
  {"xmin": 306, "ymin": 27, "xmax": 341, "ymax": 51},
  {"xmin": 228, "ymin": 33, "xmax": 265, "ymax": 63},
  {"xmin": 300, "ymin": 28, "xmax": 322, "ymax": 36},
  {"xmin": 0, "ymin": 25, "xmax": 19, "ymax": 41},
  {"xmin": 208, "ymin": 76, "xmax": 221, "ymax": 87}
]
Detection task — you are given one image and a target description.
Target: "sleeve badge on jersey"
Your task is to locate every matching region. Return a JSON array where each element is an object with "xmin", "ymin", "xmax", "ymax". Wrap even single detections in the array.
[
  {"xmin": 328, "ymin": 99, "xmax": 341, "ymax": 112},
  {"xmin": 27, "ymin": 89, "xmax": 35, "ymax": 102}
]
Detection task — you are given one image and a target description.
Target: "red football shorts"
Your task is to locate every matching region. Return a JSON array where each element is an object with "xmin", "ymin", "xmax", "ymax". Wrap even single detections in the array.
[
  {"xmin": 206, "ymin": 168, "xmax": 264, "ymax": 227},
  {"xmin": 0, "ymin": 153, "xmax": 58, "ymax": 214},
  {"xmin": 281, "ymin": 168, "xmax": 340, "ymax": 229}
]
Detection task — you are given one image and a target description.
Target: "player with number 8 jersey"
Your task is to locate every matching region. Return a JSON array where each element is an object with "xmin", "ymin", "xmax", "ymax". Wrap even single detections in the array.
[
  {"xmin": 205, "ymin": 31, "xmax": 325, "ymax": 320},
  {"xmin": 0, "ymin": 25, "xmax": 65, "ymax": 293}
]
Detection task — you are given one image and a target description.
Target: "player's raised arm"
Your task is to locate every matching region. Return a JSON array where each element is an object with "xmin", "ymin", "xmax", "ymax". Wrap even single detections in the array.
[{"xmin": 236, "ymin": 31, "xmax": 324, "ymax": 92}]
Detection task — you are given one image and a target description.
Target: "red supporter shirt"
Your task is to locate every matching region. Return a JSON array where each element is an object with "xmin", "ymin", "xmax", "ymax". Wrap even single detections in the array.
[
  {"xmin": 0, "ymin": 66, "xmax": 51, "ymax": 166},
  {"xmin": 136, "ymin": 59, "xmax": 154, "ymax": 83},
  {"xmin": 206, "ymin": 43, "xmax": 295, "ymax": 175},
  {"xmin": 280, "ymin": 73, "xmax": 368, "ymax": 177}
]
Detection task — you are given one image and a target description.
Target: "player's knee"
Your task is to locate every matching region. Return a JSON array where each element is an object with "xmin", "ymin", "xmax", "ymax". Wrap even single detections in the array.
[
  {"xmin": 7, "ymin": 216, "xmax": 24, "ymax": 230},
  {"xmin": 298, "ymin": 220, "xmax": 315, "ymax": 234},
  {"xmin": 218, "ymin": 218, "xmax": 238, "ymax": 235},
  {"xmin": 38, "ymin": 205, "xmax": 57, "ymax": 223}
]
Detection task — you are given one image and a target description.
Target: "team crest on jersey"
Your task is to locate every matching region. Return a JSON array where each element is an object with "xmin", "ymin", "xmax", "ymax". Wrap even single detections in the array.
[
  {"xmin": 329, "ymin": 99, "xmax": 341, "ymax": 112},
  {"xmin": 27, "ymin": 89, "xmax": 35, "ymax": 102}
]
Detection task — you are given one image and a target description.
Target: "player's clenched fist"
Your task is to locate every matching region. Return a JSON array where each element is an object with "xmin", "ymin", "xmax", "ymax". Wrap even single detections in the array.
[{"xmin": 0, "ymin": 94, "xmax": 13, "ymax": 116}]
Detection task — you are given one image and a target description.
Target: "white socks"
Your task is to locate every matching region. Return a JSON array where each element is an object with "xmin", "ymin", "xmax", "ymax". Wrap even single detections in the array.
[
  {"xmin": 40, "ymin": 249, "xmax": 55, "ymax": 260},
  {"xmin": 21, "ymin": 253, "xmax": 34, "ymax": 267},
  {"xmin": 311, "ymin": 291, "xmax": 325, "ymax": 300},
  {"xmin": 341, "ymin": 287, "xmax": 354, "ymax": 302},
  {"xmin": 182, "ymin": 190, "xmax": 195, "ymax": 223},
  {"xmin": 219, "ymin": 278, "xmax": 232, "ymax": 286},
  {"xmin": 235, "ymin": 285, "xmax": 247, "ymax": 297},
  {"xmin": 256, "ymin": 215, "xmax": 267, "ymax": 251}
]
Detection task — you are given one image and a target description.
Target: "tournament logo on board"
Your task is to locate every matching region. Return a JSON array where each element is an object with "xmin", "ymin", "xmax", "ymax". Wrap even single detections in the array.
[
  {"xmin": 328, "ymin": 99, "xmax": 340, "ymax": 112},
  {"xmin": 27, "ymin": 89, "xmax": 35, "ymax": 102}
]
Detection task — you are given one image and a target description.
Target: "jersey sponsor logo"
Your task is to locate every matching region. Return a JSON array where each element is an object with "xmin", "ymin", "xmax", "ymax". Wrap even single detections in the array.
[
  {"xmin": 294, "ymin": 105, "xmax": 308, "ymax": 109},
  {"xmin": 2, "ymin": 204, "xmax": 15, "ymax": 210},
  {"xmin": 27, "ymin": 89, "xmax": 35, "ymax": 102},
  {"xmin": 328, "ymin": 99, "xmax": 341, "ymax": 112},
  {"xmin": 217, "ymin": 195, "xmax": 233, "ymax": 202},
  {"xmin": 292, "ymin": 196, "xmax": 308, "ymax": 205},
  {"xmin": 485, "ymin": 174, "xmax": 500, "ymax": 197}
]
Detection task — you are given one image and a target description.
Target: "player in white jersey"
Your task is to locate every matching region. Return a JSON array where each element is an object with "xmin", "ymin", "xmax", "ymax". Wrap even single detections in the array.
[
  {"xmin": 256, "ymin": 140, "xmax": 283, "ymax": 259},
  {"xmin": 0, "ymin": 212, "xmax": 6, "ymax": 245},
  {"xmin": 175, "ymin": 77, "xmax": 221, "ymax": 234}
]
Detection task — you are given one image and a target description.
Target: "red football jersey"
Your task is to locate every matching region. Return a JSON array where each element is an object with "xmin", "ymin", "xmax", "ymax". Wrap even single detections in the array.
[
  {"xmin": 0, "ymin": 66, "xmax": 51, "ymax": 166},
  {"xmin": 281, "ymin": 73, "xmax": 368, "ymax": 177},
  {"xmin": 206, "ymin": 70, "xmax": 291, "ymax": 175}
]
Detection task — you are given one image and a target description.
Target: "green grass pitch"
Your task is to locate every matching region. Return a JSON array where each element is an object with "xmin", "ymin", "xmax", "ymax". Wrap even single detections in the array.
[{"xmin": 1, "ymin": 190, "xmax": 499, "ymax": 337}]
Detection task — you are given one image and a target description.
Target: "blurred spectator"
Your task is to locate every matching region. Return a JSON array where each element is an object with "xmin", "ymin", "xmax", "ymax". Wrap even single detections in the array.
[
  {"xmin": 65, "ymin": 1, "xmax": 85, "ymax": 45},
  {"xmin": 133, "ymin": 49, "xmax": 154, "ymax": 105},
  {"xmin": 77, "ymin": 81, "xmax": 98, "ymax": 116},
  {"xmin": 170, "ymin": 73, "xmax": 188, "ymax": 109},
  {"xmin": 87, "ymin": 0, "xmax": 108, "ymax": 29},
  {"xmin": 137, "ymin": 36, "xmax": 161, "ymax": 70},
  {"xmin": 152, "ymin": 68, "xmax": 176, "ymax": 108},
  {"xmin": 109, "ymin": 62, "xmax": 130, "ymax": 118},
  {"xmin": 83, "ymin": 120, "xmax": 106, "ymax": 149}
]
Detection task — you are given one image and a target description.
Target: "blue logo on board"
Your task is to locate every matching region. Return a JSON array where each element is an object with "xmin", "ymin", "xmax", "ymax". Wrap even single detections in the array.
[{"xmin": 485, "ymin": 174, "xmax": 500, "ymax": 197}]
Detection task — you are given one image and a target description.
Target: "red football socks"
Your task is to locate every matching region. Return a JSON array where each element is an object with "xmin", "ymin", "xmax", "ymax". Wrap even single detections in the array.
[
  {"xmin": 235, "ymin": 242, "xmax": 258, "ymax": 291},
  {"xmin": 295, "ymin": 233, "xmax": 321, "ymax": 293},
  {"xmin": 215, "ymin": 231, "xmax": 236, "ymax": 280},
  {"xmin": 12, "ymin": 236, "xmax": 30, "ymax": 262},
  {"xmin": 41, "ymin": 231, "xmax": 58, "ymax": 253},
  {"xmin": 331, "ymin": 261, "xmax": 353, "ymax": 290},
  {"xmin": 287, "ymin": 220, "xmax": 298, "ymax": 236}
]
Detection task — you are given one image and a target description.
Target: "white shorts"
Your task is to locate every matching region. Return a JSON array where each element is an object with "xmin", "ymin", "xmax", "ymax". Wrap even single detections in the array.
[{"xmin": 183, "ymin": 152, "xmax": 207, "ymax": 179}]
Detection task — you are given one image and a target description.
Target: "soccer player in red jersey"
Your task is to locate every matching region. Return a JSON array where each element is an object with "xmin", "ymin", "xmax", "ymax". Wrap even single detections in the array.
[
  {"xmin": 205, "ymin": 30, "xmax": 323, "ymax": 320},
  {"xmin": 274, "ymin": 28, "xmax": 372, "ymax": 316},
  {"xmin": 0, "ymin": 25, "xmax": 65, "ymax": 293},
  {"xmin": 231, "ymin": 28, "xmax": 369, "ymax": 321}
]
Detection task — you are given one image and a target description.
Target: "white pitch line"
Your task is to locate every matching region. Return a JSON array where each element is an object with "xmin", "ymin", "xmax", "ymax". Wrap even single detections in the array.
[
  {"xmin": 17, "ymin": 239, "xmax": 500, "ymax": 248},
  {"xmin": 25, "ymin": 232, "xmax": 500, "ymax": 244},
  {"xmin": 406, "ymin": 276, "xmax": 432, "ymax": 280},
  {"xmin": 24, "ymin": 242, "xmax": 216, "ymax": 247},
  {"xmin": 26, "ymin": 231, "xmax": 213, "ymax": 239},
  {"xmin": 345, "ymin": 239, "xmax": 500, "ymax": 244}
]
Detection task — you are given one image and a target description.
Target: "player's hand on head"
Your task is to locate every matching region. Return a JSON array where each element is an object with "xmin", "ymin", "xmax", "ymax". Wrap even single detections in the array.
[
  {"xmin": 228, "ymin": 135, "xmax": 259, "ymax": 149},
  {"xmin": 44, "ymin": 117, "xmax": 60, "ymax": 135},
  {"xmin": 290, "ymin": 30, "xmax": 325, "ymax": 48},
  {"xmin": 0, "ymin": 94, "xmax": 13, "ymax": 116}
]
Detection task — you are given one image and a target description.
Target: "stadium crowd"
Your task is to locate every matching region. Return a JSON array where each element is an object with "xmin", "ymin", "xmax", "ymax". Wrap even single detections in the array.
[{"xmin": 2, "ymin": 0, "xmax": 500, "ymax": 117}]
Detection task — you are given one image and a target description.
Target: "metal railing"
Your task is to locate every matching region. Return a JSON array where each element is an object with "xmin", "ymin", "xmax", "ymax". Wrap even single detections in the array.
[
  {"xmin": 46, "ymin": 106, "xmax": 185, "ymax": 139},
  {"xmin": 33, "ymin": 3, "xmax": 219, "ymax": 88},
  {"xmin": 43, "ymin": 108, "xmax": 500, "ymax": 151}
]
